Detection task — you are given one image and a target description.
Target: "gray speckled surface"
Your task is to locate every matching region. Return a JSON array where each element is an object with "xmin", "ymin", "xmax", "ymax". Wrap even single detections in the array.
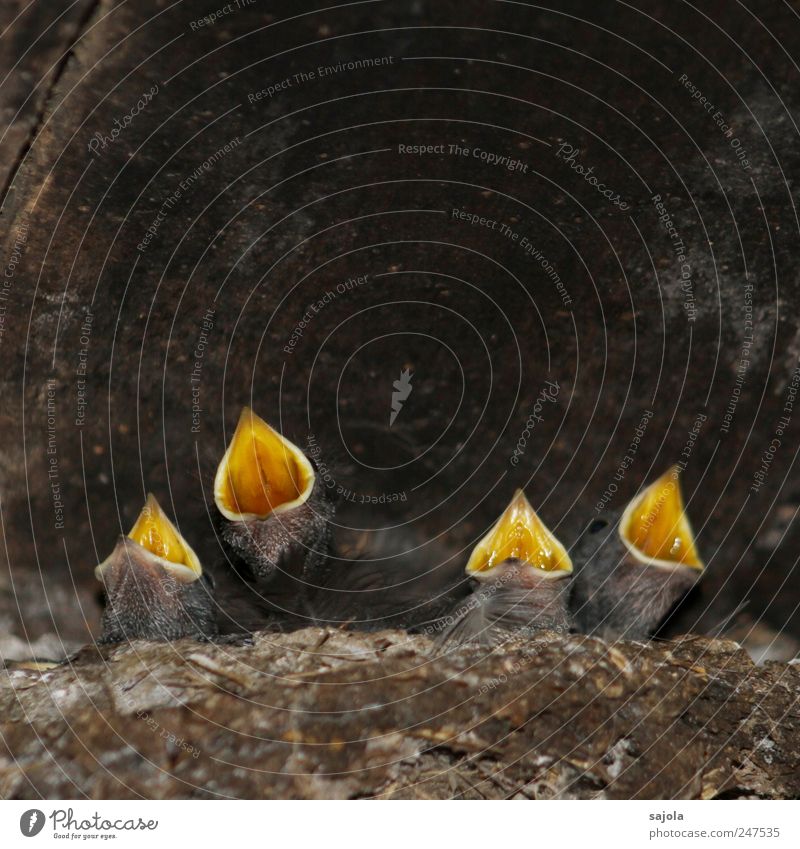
[{"xmin": 2, "ymin": 629, "xmax": 798, "ymax": 798}]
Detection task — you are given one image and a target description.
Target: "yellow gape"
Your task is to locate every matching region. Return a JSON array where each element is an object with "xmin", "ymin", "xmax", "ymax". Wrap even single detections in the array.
[
  {"xmin": 214, "ymin": 407, "xmax": 315, "ymax": 521},
  {"xmin": 621, "ymin": 468, "xmax": 703, "ymax": 570},
  {"xmin": 128, "ymin": 493, "xmax": 202, "ymax": 575},
  {"xmin": 466, "ymin": 489, "xmax": 573, "ymax": 578}
]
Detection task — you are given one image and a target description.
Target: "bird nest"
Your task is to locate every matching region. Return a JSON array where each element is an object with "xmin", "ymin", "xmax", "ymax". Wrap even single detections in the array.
[{"xmin": 2, "ymin": 628, "xmax": 798, "ymax": 799}]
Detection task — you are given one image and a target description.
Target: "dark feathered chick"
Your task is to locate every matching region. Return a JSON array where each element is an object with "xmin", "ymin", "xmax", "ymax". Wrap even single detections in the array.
[
  {"xmin": 440, "ymin": 489, "xmax": 573, "ymax": 646},
  {"xmin": 306, "ymin": 528, "xmax": 465, "ymax": 632},
  {"xmin": 214, "ymin": 407, "xmax": 334, "ymax": 585},
  {"xmin": 96, "ymin": 494, "xmax": 216, "ymax": 643},
  {"xmin": 570, "ymin": 467, "xmax": 704, "ymax": 641}
]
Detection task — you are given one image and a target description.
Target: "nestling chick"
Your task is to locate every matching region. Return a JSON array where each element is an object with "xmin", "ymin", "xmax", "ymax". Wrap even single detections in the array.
[
  {"xmin": 439, "ymin": 489, "xmax": 573, "ymax": 646},
  {"xmin": 214, "ymin": 407, "xmax": 334, "ymax": 585},
  {"xmin": 570, "ymin": 467, "xmax": 704, "ymax": 641},
  {"xmin": 96, "ymin": 494, "xmax": 216, "ymax": 643},
  {"xmin": 307, "ymin": 527, "xmax": 465, "ymax": 631}
]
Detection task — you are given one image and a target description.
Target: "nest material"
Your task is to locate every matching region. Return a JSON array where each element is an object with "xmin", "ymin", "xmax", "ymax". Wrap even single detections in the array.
[{"xmin": 1, "ymin": 629, "xmax": 798, "ymax": 799}]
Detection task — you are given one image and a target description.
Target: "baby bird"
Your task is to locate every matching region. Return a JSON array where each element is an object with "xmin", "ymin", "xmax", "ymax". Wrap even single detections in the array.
[
  {"xmin": 570, "ymin": 467, "xmax": 704, "ymax": 641},
  {"xmin": 440, "ymin": 489, "xmax": 573, "ymax": 646},
  {"xmin": 95, "ymin": 494, "xmax": 216, "ymax": 643},
  {"xmin": 214, "ymin": 407, "xmax": 334, "ymax": 585},
  {"xmin": 307, "ymin": 527, "xmax": 466, "ymax": 632}
]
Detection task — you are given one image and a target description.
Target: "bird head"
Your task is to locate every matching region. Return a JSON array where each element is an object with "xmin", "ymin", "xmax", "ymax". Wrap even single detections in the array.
[
  {"xmin": 96, "ymin": 493, "xmax": 203, "ymax": 585},
  {"xmin": 618, "ymin": 467, "xmax": 703, "ymax": 571},
  {"xmin": 213, "ymin": 407, "xmax": 315, "ymax": 522},
  {"xmin": 465, "ymin": 489, "xmax": 573, "ymax": 581},
  {"xmin": 95, "ymin": 495, "xmax": 214, "ymax": 642}
]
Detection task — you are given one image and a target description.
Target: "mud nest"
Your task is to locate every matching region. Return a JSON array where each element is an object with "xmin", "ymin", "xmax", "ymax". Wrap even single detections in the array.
[{"xmin": 2, "ymin": 629, "xmax": 798, "ymax": 799}]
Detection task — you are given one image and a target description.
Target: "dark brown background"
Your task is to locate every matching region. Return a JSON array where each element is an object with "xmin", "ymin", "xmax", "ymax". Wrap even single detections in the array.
[{"xmin": 2, "ymin": 0, "xmax": 800, "ymax": 650}]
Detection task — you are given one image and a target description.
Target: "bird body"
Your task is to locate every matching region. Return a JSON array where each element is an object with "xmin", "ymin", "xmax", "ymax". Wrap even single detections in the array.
[
  {"xmin": 439, "ymin": 560, "xmax": 571, "ymax": 645},
  {"xmin": 440, "ymin": 489, "xmax": 573, "ymax": 646},
  {"xmin": 214, "ymin": 407, "xmax": 334, "ymax": 584},
  {"xmin": 93, "ymin": 426, "xmax": 703, "ymax": 651},
  {"xmin": 218, "ymin": 474, "xmax": 334, "ymax": 584},
  {"xmin": 570, "ymin": 468, "xmax": 703, "ymax": 641},
  {"xmin": 96, "ymin": 496, "xmax": 216, "ymax": 643},
  {"xmin": 307, "ymin": 528, "xmax": 466, "ymax": 632}
]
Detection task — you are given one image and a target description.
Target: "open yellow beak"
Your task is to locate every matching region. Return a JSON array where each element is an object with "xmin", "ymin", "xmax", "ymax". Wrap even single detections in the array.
[
  {"xmin": 213, "ymin": 407, "xmax": 315, "ymax": 522},
  {"xmin": 465, "ymin": 489, "xmax": 573, "ymax": 579},
  {"xmin": 95, "ymin": 493, "xmax": 203, "ymax": 582},
  {"xmin": 620, "ymin": 467, "xmax": 703, "ymax": 570}
]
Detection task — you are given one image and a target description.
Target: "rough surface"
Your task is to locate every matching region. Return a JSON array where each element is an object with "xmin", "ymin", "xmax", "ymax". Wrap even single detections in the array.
[
  {"xmin": 0, "ymin": 0, "xmax": 98, "ymax": 199},
  {"xmin": 1, "ymin": 628, "xmax": 798, "ymax": 799}
]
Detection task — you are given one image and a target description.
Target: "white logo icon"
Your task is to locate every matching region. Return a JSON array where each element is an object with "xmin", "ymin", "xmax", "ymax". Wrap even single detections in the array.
[{"xmin": 389, "ymin": 368, "xmax": 413, "ymax": 426}]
